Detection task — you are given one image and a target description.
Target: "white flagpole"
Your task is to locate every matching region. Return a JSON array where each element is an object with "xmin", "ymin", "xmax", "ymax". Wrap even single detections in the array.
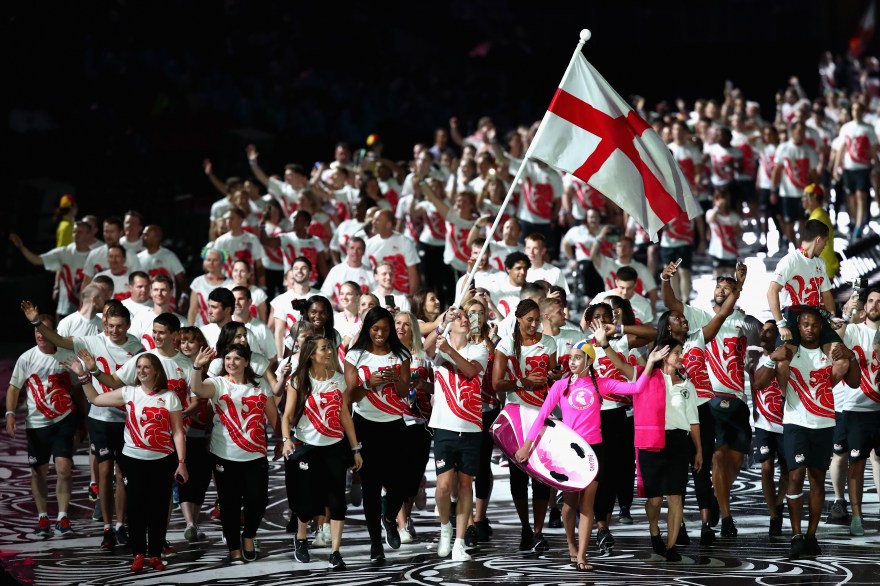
[{"xmin": 451, "ymin": 29, "xmax": 593, "ymax": 310}]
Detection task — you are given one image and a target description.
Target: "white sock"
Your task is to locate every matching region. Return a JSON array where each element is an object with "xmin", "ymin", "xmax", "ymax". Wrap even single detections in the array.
[
  {"xmin": 441, "ymin": 521, "xmax": 452, "ymax": 531},
  {"xmin": 322, "ymin": 523, "xmax": 330, "ymax": 532},
  {"xmin": 453, "ymin": 537, "xmax": 465, "ymax": 549},
  {"xmin": 57, "ymin": 512, "xmax": 67, "ymax": 520},
  {"xmin": 115, "ymin": 522, "xmax": 124, "ymax": 531},
  {"xmin": 103, "ymin": 524, "xmax": 111, "ymax": 531},
  {"xmin": 38, "ymin": 513, "xmax": 48, "ymax": 519}
]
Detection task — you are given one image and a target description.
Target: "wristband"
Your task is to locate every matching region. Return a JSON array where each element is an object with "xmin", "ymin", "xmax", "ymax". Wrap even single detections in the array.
[
  {"xmin": 660, "ymin": 274, "xmax": 671, "ymax": 282},
  {"xmin": 5, "ymin": 411, "xmax": 14, "ymax": 418},
  {"xmin": 178, "ymin": 459, "xmax": 186, "ymax": 464},
  {"xmin": 435, "ymin": 326, "xmax": 443, "ymax": 335},
  {"xmin": 352, "ymin": 442, "xmax": 363, "ymax": 452},
  {"xmin": 78, "ymin": 375, "xmax": 91, "ymax": 384},
  {"xmin": 192, "ymin": 365, "xmax": 203, "ymax": 371},
  {"xmin": 760, "ymin": 356, "xmax": 776, "ymax": 369},
  {"xmin": 29, "ymin": 318, "xmax": 41, "ymax": 326},
  {"xmin": 89, "ymin": 370, "xmax": 101, "ymax": 377},
  {"xmin": 601, "ymin": 343, "xmax": 610, "ymax": 349},
  {"xmin": 776, "ymin": 319, "xmax": 787, "ymax": 329},
  {"xmin": 282, "ymin": 437, "xmax": 289, "ymax": 442}
]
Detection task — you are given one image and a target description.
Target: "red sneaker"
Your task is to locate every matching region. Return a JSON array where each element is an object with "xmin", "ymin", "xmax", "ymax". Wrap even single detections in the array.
[
  {"xmin": 35, "ymin": 516, "xmax": 53, "ymax": 538},
  {"xmin": 211, "ymin": 502, "xmax": 221, "ymax": 520},
  {"xmin": 149, "ymin": 556, "xmax": 166, "ymax": 571},
  {"xmin": 131, "ymin": 554, "xmax": 145, "ymax": 572}
]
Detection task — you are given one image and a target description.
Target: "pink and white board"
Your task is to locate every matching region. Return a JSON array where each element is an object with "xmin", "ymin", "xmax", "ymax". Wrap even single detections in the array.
[{"xmin": 491, "ymin": 402, "xmax": 598, "ymax": 492}]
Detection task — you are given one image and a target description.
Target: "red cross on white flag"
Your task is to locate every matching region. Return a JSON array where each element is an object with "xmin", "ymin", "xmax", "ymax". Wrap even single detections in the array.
[{"xmin": 529, "ymin": 51, "xmax": 701, "ymax": 241}]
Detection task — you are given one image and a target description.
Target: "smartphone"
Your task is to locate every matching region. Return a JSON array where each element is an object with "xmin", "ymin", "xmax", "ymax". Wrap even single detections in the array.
[
  {"xmin": 674, "ymin": 258, "xmax": 683, "ymax": 268},
  {"xmin": 468, "ymin": 312, "xmax": 481, "ymax": 335},
  {"xmin": 384, "ymin": 295, "xmax": 396, "ymax": 308}
]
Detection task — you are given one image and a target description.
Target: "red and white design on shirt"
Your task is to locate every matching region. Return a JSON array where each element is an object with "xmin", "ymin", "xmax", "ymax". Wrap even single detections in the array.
[
  {"xmin": 444, "ymin": 211, "xmax": 474, "ymax": 270},
  {"xmin": 595, "ymin": 260, "xmax": 652, "ymax": 296},
  {"xmin": 709, "ymin": 214, "xmax": 738, "ymax": 258},
  {"xmin": 705, "ymin": 333, "xmax": 746, "ymax": 401},
  {"xmin": 568, "ymin": 175, "xmax": 606, "ymax": 218},
  {"xmin": 359, "ymin": 364, "xmax": 410, "ymax": 417},
  {"xmin": 594, "ymin": 348, "xmax": 638, "ymax": 406},
  {"xmin": 851, "ymin": 343, "xmax": 880, "ymax": 406},
  {"xmin": 705, "ymin": 143, "xmax": 740, "ymax": 186},
  {"xmin": 41, "ymin": 244, "xmax": 90, "ymax": 316},
  {"xmin": 784, "ymin": 275, "xmax": 824, "ymax": 308},
  {"xmin": 213, "ymin": 380, "xmax": 269, "ymax": 456},
  {"xmin": 753, "ymin": 378, "xmax": 784, "ymax": 432},
  {"xmin": 733, "ymin": 139, "xmax": 756, "ymax": 178},
  {"xmin": 788, "ymin": 362, "xmax": 834, "ymax": 421},
  {"xmin": 369, "ymin": 253, "xmax": 408, "ymax": 293},
  {"xmin": 668, "ymin": 142, "xmax": 702, "ymax": 192},
  {"xmin": 435, "ymin": 368, "xmax": 483, "ymax": 429},
  {"xmin": 757, "ymin": 143, "xmax": 777, "ymax": 190},
  {"xmin": 125, "ymin": 399, "xmax": 173, "ymax": 454},
  {"xmin": 660, "ymin": 212, "xmax": 694, "ymax": 248},
  {"xmin": 839, "ymin": 120, "xmax": 878, "ymax": 169},
  {"xmin": 279, "ymin": 234, "xmax": 323, "ymax": 284},
  {"xmin": 190, "ymin": 275, "xmax": 226, "ymax": 327},
  {"xmin": 408, "ymin": 359, "xmax": 434, "ymax": 420},
  {"xmin": 77, "ymin": 335, "xmax": 142, "ymax": 423},
  {"xmin": 299, "ymin": 378, "xmax": 344, "ymax": 443},
  {"xmin": 497, "ymin": 336, "xmax": 557, "ymax": 408},
  {"xmin": 682, "ymin": 334, "xmax": 713, "ymax": 401},
  {"xmin": 772, "ymin": 250, "xmax": 830, "ymax": 309},
  {"xmin": 519, "ymin": 176, "xmax": 554, "ymax": 223},
  {"xmin": 262, "ymin": 224, "xmax": 286, "ymax": 270},
  {"xmin": 26, "ymin": 373, "xmax": 73, "ymax": 422},
  {"xmin": 214, "ymin": 233, "xmax": 264, "ymax": 277},
  {"xmin": 782, "ymin": 154, "xmax": 811, "ymax": 191},
  {"xmin": 365, "ymin": 234, "xmax": 419, "ymax": 294},
  {"xmin": 843, "ymin": 323, "xmax": 880, "ymax": 410}
]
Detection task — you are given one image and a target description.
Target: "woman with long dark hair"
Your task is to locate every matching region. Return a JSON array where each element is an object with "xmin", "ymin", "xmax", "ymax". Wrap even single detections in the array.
[
  {"xmin": 492, "ymin": 298, "xmax": 558, "ymax": 551},
  {"xmin": 69, "ymin": 352, "xmax": 187, "ymax": 573},
  {"xmin": 281, "ymin": 336, "xmax": 362, "ymax": 569},
  {"xmin": 190, "ymin": 343, "xmax": 281, "ymax": 565},
  {"xmin": 514, "ymin": 340, "xmax": 606, "ymax": 571},
  {"xmin": 343, "ymin": 306, "xmax": 412, "ymax": 564},
  {"xmin": 207, "ymin": 322, "xmax": 278, "ymax": 391}
]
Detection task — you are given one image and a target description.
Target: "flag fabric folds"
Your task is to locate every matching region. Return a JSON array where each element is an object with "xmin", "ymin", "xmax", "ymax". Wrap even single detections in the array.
[{"xmin": 529, "ymin": 52, "xmax": 701, "ymax": 241}]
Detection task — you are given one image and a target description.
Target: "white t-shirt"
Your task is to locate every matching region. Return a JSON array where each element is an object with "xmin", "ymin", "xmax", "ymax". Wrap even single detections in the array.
[
  {"xmin": 681, "ymin": 328, "xmax": 714, "ymax": 405},
  {"xmin": 266, "ymin": 178, "xmax": 303, "ymax": 217},
  {"xmin": 116, "ymin": 350, "xmax": 193, "ymax": 418},
  {"xmin": 40, "ymin": 244, "xmax": 90, "ymax": 316},
  {"xmin": 321, "ymin": 263, "xmax": 375, "ymax": 306},
  {"xmin": 484, "ymin": 273, "xmax": 522, "ymax": 317},
  {"xmin": 346, "ymin": 349, "xmax": 410, "ymax": 423},
  {"xmin": 838, "ymin": 120, "xmax": 879, "ymax": 170},
  {"xmin": 365, "ymin": 233, "xmax": 420, "ymax": 294},
  {"xmin": 495, "ymin": 335, "xmax": 557, "ymax": 409},
  {"xmin": 774, "ymin": 141, "xmax": 818, "ymax": 196},
  {"xmin": 397, "ymin": 195, "xmax": 426, "ymax": 242},
  {"xmin": 527, "ymin": 263, "xmax": 570, "ymax": 294},
  {"xmin": 122, "ymin": 298, "xmax": 153, "ymax": 319},
  {"xmin": 429, "ymin": 341, "xmax": 490, "ymax": 433},
  {"xmin": 269, "ymin": 288, "xmax": 325, "ymax": 339},
  {"xmin": 756, "ymin": 143, "xmax": 777, "ymax": 190},
  {"xmin": 294, "ymin": 372, "xmax": 347, "ymax": 447},
  {"xmin": 208, "ymin": 376, "xmax": 272, "ymax": 461},
  {"xmin": 131, "ymin": 310, "xmax": 188, "ymax": 350},
  {"xmin": 662, "ymin": 373, "xmax": 700, "ymax": 431},
  {"xmin": 136, "ymin": 247, "xmax": 185, "ymax": 282},
  {"xmin": 564, "ymin": 174, "xmax": 604, "ymax": 220},
  {"xmin": 10, "ymin": 346, "xmax": 76, "ymax": 428},
  {"xmin": 593, "ymin": 335, "xmax": 639, "ymax": 410},
  {"xmin": 753, "ymin": 368, "xmax": 784, "ymax": 433},
  {"xmin": 190, "ymin": 275, "xmax": 227, "ymax": 327},
  {"xmin": 120, "ymin": 236, "xmax": 145, "ymax": 255},
  {"xmin": 330, "ymin": 219, "xmax": 365, "ymax": 261},
  {"xmin": 95, "ymin": 269, "xmax": 132, "ymax": 301},
  {"xmin": 660, "ymin": 212, "xmax": 695, "ymax": 249},
  {"xmin": 57, "ymin": 312, "xmax": 102, "ymax": 338},
  {"xmin": 121, "ymin": 386, "xmax": 181, "ymax": 460},
  {"xmin": 210, "ymin": 197, "xmax": 233, "ymax": 222},
  {"xmin": 842, "ymin": 323, "xmax": 880, "ymax": 412},
  {"xmin": 83, "ymin": 244, "xmax": 141, "ymax": 278},
  {"xmin": 486, "ymin": 241, "xmax": 522, "ymax": 273},
  {"xmin": 771, "ymin": 249, "xmax": 831, "ymax": 309},
  {"xmin": 443, "ymin": 210, "xmax": 475, "ymax": 272},
  {"xmin": 262, "ymin": 220, "xmax": 292, "ymax": 272},
  {"xmin": 278, "ymin": 233, "xmax": 325, "ymax": 284},
  {"xmin": 784, "ymin": 345, "xmax": 836, "ymax": 429},
  {"xmin": 705, "ymin": 143, "xmax": 742, "ymax": 187},
  {"xmin": 668, "ymin": 141, "xmax": 702, "ymax": 192},
  {"xmin": 685, "ymin": 305, "xmax": 748, "ymax": 401},
  {"xmin": 562, "ymin": 225, "xmax": 606, "ymax": 262},
  {"xmin": 517, "ymin": 163, "xmax": 563, "ymax": 225},
  {"xmin": 591, "ymin": 290, "xmax": 654, "ymax": 324},
  {"xmin": 213, "ymin": 232, "xmax": 267, "ymax": 278},
  {"xmin": 707, "ymin": 210, "xmax": 741, "ymax": 260},
  {"xmin": 207, "ymin": 351, "xmax": 271, "ymax": 379},
  {"xmin": 75, "ymin": 335, "xmax": 144, "ymax": 423}
]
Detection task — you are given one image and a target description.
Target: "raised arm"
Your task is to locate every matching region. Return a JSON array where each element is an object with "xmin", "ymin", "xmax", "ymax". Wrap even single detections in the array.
[
  {"xmin": 659, "ymin": 260, "xmax": 684, "ymax": 314},
  {"xmin": 189, "ymin": 347, "xmax": 219, "ymax": 399},
  {"xmin": 592, "ymin": 321, "xmax": 636, "ymax": 380},
  {"xmin": 203, "ymin": 159, "xmax": 229, "ymax": 197},
  {"xmin": 21, "ymin": 302, "xmax": 73, "ymax": 350},
  {"xmin": 245, "ymin": 145, "xmax": 272, "ymax": 187},
  {"xmin": 65, "ymin": 354, "xmax": 125, "ymax": 407},
  {"xmin": 9, "ymin": 234, "xmax": 45, "ymax": 267},
  {"xmin": 435, "ymin": 337, "xmax": 482, "ymax": 379}
]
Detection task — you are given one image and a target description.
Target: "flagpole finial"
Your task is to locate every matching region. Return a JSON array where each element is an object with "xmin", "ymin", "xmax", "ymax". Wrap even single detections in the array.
[{"xmin": 579, "ymin": 29, "xmax": 592, "ymax": 42}]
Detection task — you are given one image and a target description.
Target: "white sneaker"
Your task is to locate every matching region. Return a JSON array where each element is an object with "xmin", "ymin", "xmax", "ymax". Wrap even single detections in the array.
[
  {"xmin": 183, "ymin": 524, "xmax": 198, "ymax": 542},
  {"xmin": 321, "ymin": 523, "xmax": 331, "ymax": 546},
  {"xmin": 399, "ymin": 528, "xmax": 413, "ymax": 544},
  {"xmin": 312, "ymin": 529, "xmax": 329, "ymax": 548},
  {"xmin": 451, "ymin": 540, "xmax": 472, "ymax": 562},
  {"xmin": 437, "ymin": 523, "xmax": 453, "ymax": 557}
]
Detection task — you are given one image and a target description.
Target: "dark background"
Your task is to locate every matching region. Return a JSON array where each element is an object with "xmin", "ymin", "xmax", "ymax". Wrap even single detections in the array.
[{"xmin": 2, "ymin": 0, "xmax": 876, "ymax": 337}]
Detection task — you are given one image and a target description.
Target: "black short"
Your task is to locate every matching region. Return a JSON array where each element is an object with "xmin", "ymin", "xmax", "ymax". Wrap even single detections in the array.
[
  {"xmin": 26, "ymin": 415, "xmax": 76, "ymax": 467},
  {"xmin": 711, "ymin": 256, "xmax": 738, "ymax": 270},
  {"xmin": 775, "ymin": 306, "xmax": 843, "ymax": 348},
  {"xmin": 780, "ymin": 196, "xmax": 804, "ymax": 223},
  {"xmin": 841, "ymin": 410, "xmax": 880, "ymax": 462},
  {"xmin": 660, "ymin": 245, "xmax": 693, "ymax": 271},
  {"xmin": 87, "ymin": 418, "xmax": 125, "ymax": 463},
  {"xmin": 843, "ymin": 169, "xmax": 871, "ymax": 194},
  {"xmin": 709, "ymin": 395, "xmax": 752, "ymax": 453},
  {"xmin": 753, "ymin": 426, "xmax": 786, "ymax": 464},
  {"xmin": 432, "ymin": 428, "xmax": 481, "ymax": 477},
  {"xmin": 638, "ymin": 430, "xmax": 691, "ymax": 498},
  {"xmin": 783, "ymin": 424, "xmax": 834, "ymax": 471},
  {"xmin": 758, "ymin": 188, "xmax": 781, "ymax": 215},
  {"xmin": 832, "ymin": 411, "xmax": 848, "ymax": 455}
]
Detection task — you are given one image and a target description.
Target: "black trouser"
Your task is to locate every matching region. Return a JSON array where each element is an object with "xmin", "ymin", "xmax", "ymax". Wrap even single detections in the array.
[
  {"xmin": 417, "ymin": 242, "xmax": 454, "ymax": 306},
  {"xmin": 476, "ymin": 408, "xmax": 500, "ymax": 500},
  {"xmin": 353, "ymin": 414, "xmax": 408, "ymax": 543},
  {"xmin": 289, "ymin": 440, "xmax": 351, "ymax": 522},
  {"xmin": 120, "ymin": 453, "xmax": 176, "ymax": 558},
  {"xmin": 177, "ymin": 435, "xmax": 211, "ymax": 506},
  {"xmin": 211, "ymin": 454, "xmax": 268, "ymax": 551},
  {"xmin": 597, "ymin": 407, "xmax": 635, "ymax": 513},
  {"xmin": 402, "ymin": 422, "xmax": 433, "ymax": 499},
  {"xmin": 691, "ymin": 401, "xmax": 716, "ymax": 509},
  {"xmin": 509, "ymin": 459, "xmax": 551, "ymax": 501}
]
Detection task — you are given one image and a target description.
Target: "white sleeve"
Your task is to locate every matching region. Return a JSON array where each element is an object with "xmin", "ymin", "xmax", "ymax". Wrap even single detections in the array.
[
  {"xmin": 403, "ymin": 239, "xmax": 420, "ymax": 266},
  {"xmin": 9, "ymin": 354, "xmax": 28, "ymax": 389},
  {"xmin": 40, "ymin": 247, "xmax": 65, "ymax": 271},
  {"xmin": 115, "ymin": 355, "xmax": 140, "ymax": 386},
  {"xmin": 771, "ymin": 255, "xmax": 792, "ymax": 286}
]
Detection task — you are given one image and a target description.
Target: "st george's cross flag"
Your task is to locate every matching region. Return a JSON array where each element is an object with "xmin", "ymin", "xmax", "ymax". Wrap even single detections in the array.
[{"xmin": 529, "ymin": 52, "xmax": 701, "ymax": 241}]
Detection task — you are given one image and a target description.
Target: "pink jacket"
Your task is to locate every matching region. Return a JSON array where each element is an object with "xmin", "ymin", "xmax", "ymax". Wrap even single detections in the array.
[{"xmin": 599, "ymin": 366, "xmax": 667, "ymax": 451}]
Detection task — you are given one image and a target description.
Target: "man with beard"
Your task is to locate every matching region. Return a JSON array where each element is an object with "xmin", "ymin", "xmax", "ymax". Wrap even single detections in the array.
[
  {"xmin": 768, "ymin": 309, "xmax": 860, "ymax": 558},
  {"xmin": 658, "ymin": 260, "xmax": 743, "ymax": 545},
  {"xmin": 663, "ymin": 269, "xmax": 760, "ymax": 538}
]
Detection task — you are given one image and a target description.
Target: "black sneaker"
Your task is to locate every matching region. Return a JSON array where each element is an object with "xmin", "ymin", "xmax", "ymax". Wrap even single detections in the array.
[
  {"xmin": 519, "ymin": 526, "xmax": 534, "ymax": 551},
  {"xmin": 548, "ymin": 507, "xmax": 563, "ymax": 529},
  {"xmin": 700, "ymin": 524, "xmax": 716, "ymax": 546},
  {"xmin": 381, "ymin": 515, "xmax": 401, "ymax": 550},
  {"xmin": 650, "ymin": 533, "xmax": 667, "ymax": 556},
  {"xmin": 464, "ymin": 524, "xmax": 479, "ymax": 547},
  {"xmin": 677, "ymin": 523, "xmax": 690, "ymax": 546},
  {"xmin": 475, "ymin": 519, "xmax": 492, "ymax": 542},
  {"xmin": 827, "ymin": 499, "xmax": 848, "ymax": 524},
  {"xmin": 293, "ymin": 538, "xmax": 310, "ymax": 563},
  {"xmin": 769, "ymin": 515, "xmax": 783, "ymax": 537},
  {"xmin": 618, "ymin": 506, "xmax": 633, "ymax": 525},
  {"xmin": 369, "ymin": 541, "xmax": 385, "ymax": 565},
  {"xmin": 597, "ymin": 528, "xmax": 615, "ymax": 553},
  {"xmin": 101, "ymin": 528, "xmax": 116, "ymax": 550},
  {"xmin": 803, "ymin": 533, "xmax": 821, "ymax": 556},
  {"xmin": 115, "ymin": 526, "xmax": 130, "ymax": 547},
  {"xmin": 532, "ymin": 532, "xmax": 549, "ymax": 552},
  {"xmin": 328, "ymin": 550, "xmax": 346, "ymax": 569},
  {"xmin": 789, "ymin": 534, "xmax": 805, "ymax": 559},
  {"xmin": 720, "ymin": 516, "xmax": 737, "ymax": 537},
  {"xmin": 665, "ymin": 546, "xmax": 682, "ymax": 562}
]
